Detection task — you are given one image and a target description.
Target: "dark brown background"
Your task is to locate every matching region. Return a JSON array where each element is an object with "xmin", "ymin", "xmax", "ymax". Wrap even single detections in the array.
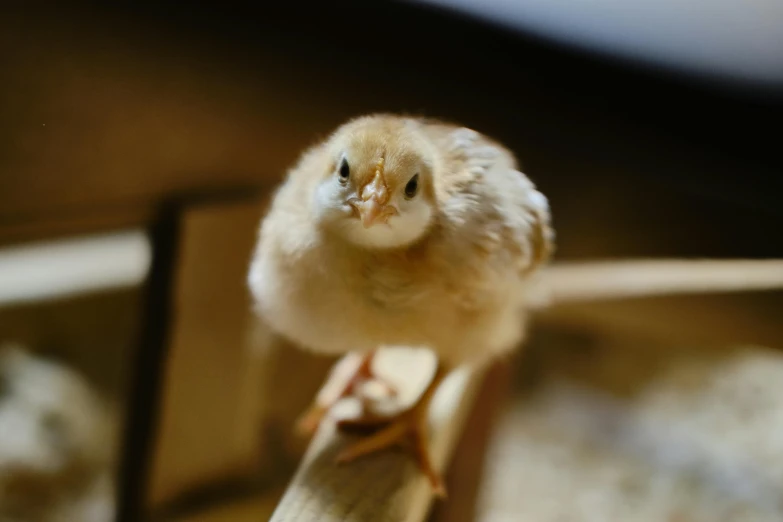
[{"xmin": 2, "ymin": 1, "xmax": 781, "ymax": 257}]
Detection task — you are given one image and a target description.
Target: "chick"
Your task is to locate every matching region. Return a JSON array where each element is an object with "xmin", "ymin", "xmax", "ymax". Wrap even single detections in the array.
[{"xmin": 248, "ymin": 114, "xmax": 553, "ymax": 494}]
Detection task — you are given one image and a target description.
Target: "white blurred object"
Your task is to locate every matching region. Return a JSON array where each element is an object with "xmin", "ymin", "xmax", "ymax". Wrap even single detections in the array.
[
  {"xmin": 0, "ymin": 230, "xmax": 151, "ymax": 308},
  {"xmin": 410, "ymin": 0, "xmax": 783, "ymax": 88},
  {"xmin": 0, "ymin": 344, "xmax": 117, "ymax": 522}
]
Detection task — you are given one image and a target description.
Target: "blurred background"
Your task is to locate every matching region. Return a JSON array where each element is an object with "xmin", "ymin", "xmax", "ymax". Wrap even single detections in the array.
[{"xmin": 1, "ymin": 1, "xmax": 782, "ymax": 521}]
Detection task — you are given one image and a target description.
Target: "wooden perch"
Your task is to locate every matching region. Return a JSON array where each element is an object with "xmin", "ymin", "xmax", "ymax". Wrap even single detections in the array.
[{"xmin": 269, "ymin": 347, "xmax": 487, "ymax": 522}]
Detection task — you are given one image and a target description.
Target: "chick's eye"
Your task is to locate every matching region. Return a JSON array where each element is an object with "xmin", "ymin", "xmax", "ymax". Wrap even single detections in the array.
[
  {"xmin": 338, "ymin": 158, "xmax": 350, "ymax": 181},
  {"xmin": 404, "ymin": 174, "xmax": 419, "ymax": 198}
]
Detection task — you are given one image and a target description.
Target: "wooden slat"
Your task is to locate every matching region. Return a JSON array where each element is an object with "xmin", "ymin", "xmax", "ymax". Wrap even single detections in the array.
[
  {"xmin": 269, "ymin": 348, "xmax": 487, "ymax": 522},
  {"xmin": 146, "ymin": 198, "xmax": 267, "ymax": 510}
]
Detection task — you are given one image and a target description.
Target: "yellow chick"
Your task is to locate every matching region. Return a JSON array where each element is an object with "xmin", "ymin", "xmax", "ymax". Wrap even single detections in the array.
[{"xmin": 248, "ymin": 114, "xmax": 554, "ymax": 494}]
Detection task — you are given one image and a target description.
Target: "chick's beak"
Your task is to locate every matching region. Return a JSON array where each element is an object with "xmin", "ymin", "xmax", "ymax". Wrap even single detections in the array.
[
  {"xmin": 357, "ymin": 198, "xmax": 398, "ymax": 228},
  {"xmin": 357, "ymin": 170, "xmax": 397, "ymax": 228},
  {"xmin": 360, "ymin": 198, "xmax": 383, "ymax": 228}
]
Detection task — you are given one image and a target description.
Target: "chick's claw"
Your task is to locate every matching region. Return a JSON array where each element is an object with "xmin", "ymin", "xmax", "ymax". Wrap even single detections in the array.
[
  {"xmin": 295, "ymin": 350, "xmax": 397, "ymax": 438},
  {"xmin": 335, "ymin": 406, "xmax": 446, "ymax": 498},
  {"xmin": 295, "ymin": 404, "xmax": 329, "ymax": 438},
  {"xmin": 335, "ymin": 365, "xmax": 448, "ymax": 497},
  {"xmin": 335, "ymin": 411, "xmax": 398, "ymax": 431}
]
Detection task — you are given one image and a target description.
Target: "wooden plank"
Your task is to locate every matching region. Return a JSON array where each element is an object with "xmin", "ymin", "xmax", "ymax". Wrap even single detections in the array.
[
  {"xmin": 269, "ymin": 348, "xmax": 487, "ymax": 522},
  {"xmin": 145, "ymin": 198, "xmax": 267, "ymax": 510}
]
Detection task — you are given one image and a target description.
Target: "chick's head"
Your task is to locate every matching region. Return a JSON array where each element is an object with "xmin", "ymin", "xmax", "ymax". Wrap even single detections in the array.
[{"xmin": 313, "ymin": 115, "xmax": 437, "ymax": 249}]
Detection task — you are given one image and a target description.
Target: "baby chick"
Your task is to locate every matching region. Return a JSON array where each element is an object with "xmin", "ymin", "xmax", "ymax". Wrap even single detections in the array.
[{"xmin": 248, "ymin": 114, "xmax": 554, "ymax": 494}]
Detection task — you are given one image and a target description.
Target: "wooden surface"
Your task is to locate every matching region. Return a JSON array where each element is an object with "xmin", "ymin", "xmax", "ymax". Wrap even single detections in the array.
[
  {"xmin": 146, "ymin": 198, "xmax": 267, "ymax": 510},
  {"xmin": 269, "ymin": 348, "xmax": 487, "ymax": 522}
]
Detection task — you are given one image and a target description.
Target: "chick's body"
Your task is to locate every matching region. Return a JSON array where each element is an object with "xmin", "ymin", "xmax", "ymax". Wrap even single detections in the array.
[{"xmin": 249, "ymin": 115, "xmax": 553, "ymax": 369}]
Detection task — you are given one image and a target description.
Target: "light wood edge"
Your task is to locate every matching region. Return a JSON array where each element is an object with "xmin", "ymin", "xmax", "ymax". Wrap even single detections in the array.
[
  {"xmin": 269, "ymin": 363, "xmax": 487, "ymax": 522},
  {"xmin": 539, "ymin": 259, "xmax": 783, "ymax": 305},
  {"xmin": 0, "ymin": 229, "xmax": 150, "ymax": 307}
]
